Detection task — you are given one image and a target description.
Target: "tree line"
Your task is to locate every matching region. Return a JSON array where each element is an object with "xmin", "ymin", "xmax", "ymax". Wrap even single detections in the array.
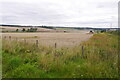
[{"xmin": 16, "ymin": 28, "xmax": 38, "ymax": 32}]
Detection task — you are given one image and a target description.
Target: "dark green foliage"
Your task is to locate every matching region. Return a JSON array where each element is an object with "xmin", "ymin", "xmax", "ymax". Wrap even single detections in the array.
[
  {"xmin": 27, "ymin": 28, "xmax": 37, "ymax": 32},
  {"xmin": 41, "ymin": 26, "xmax": 54, "ymax": 29},
  {"xmin": 101, "ymin": 30, "xmax": 106, "ymax": 33},
  {"xmin": 16, "ymin": 29, "xmax": 19, "ymax": 32},
  {"xmin": 4, "ymin": 64, "xmax": 46, "ymax": 78},
  {"xmin": 107, "ymin": 30, "xmax": 120, "ymax": 35},
  {"xmin": 89, "ymin": 30, "xmax": 94, "ymax": 33},
  {"xmin": 22, "ymin": 28, "xmax": 26, "ymax": 32}
]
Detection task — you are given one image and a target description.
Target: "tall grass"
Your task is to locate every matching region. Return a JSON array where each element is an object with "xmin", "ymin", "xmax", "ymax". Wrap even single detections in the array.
[
  {"xmin": 0, "ymin": 37, "xmax": 2, "ymax": 79},
  {"xmin": 2, "ymin": 32, "xmax": 119, "ymax": 78}
]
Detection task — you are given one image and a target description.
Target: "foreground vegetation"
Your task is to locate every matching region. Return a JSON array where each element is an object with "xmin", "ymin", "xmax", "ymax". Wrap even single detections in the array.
[{"xmin": 2, "ymin": 31, "xmax": 119, "ymax": 78}]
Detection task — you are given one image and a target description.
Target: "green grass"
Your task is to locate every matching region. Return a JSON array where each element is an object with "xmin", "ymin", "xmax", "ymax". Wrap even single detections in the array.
[
  {"xmin": 0, "ymin": 38, "xmax": 2, "ymax": 79},
  {"xmin": 2, "ymin": 31, "xmax": 119, "ymax": 78}
]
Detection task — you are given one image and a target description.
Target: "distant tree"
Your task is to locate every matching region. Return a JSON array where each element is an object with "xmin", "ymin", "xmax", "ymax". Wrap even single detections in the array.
[
  {"xmin": 16, "ymin": 29, "xmax": 19, "ymax": 32},
  {"xmin": 28, "ymin": 28, "xmax": 37, "ymax": 32},
  {"xmin": 29, "ymin": 28, "xmax": 33, "ymax": 32},
  {"xmin": 89, "ymin": 30, "xmax": 94, "ymax": 33},
  {"xmin": 23, "ymin": 28, "xmax": 35, "ymax": 32},
  {"xmin": 22, "ymin": 28, "xmax": 26, "ymax": 32},
  {"xmin": 34, "ymin": 28, "xmax": 37, "ymax": 32},
  {"xmin": 101, "ymin": 30, "xmax": 106, "ymax": 33},
  {"xmin": 27, "ymin": 29, "xmax": 30, "ymax": 32}
]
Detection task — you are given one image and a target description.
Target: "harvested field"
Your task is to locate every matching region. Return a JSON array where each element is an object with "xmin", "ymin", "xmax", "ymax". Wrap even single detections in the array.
[
  {"xmin": 0, "ymin": 26, "xmax": 53, "ymax": 32},
  {"xmin": 2, "ymin": 31, "xmax": 92, "ymax": 48}
]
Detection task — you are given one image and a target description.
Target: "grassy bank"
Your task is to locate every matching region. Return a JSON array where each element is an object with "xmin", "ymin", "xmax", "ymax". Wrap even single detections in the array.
[{"xmin": 2, "ymin": 32, "xmax": 119, "ymax": 78}]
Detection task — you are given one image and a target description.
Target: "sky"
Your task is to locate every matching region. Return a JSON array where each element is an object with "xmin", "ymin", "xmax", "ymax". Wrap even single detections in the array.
[{"xmin": 0, "ymin": 0, "xmax": 119, "ymax": 28}]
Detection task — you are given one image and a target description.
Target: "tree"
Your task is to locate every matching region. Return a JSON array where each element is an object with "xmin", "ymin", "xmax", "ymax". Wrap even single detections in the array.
[
  {"xmin": 101, "ymin": 30, "xmax": 106, "ymax": 33},
  {"xmin": 22, "ymin": 28, "xmax": 26, "ymax": 32},
  {"xmin": 27, "ymin": 29, "xmax": 30, "ymax": 32},
  {"xmin": 29, "ymin": 28, "xmax": 37, "ymax": 32},
  {"xmin": 35, "ymin": 28, "xmax": 37, "ymax": 31},
  {"xmin": 89, "ymin": 30, "xmax": 94, "ymax": 33},
  {"xmin": 16, "ymin": 29, "xmax": 19, "ymax": 32},
  {"xmin": 25, "ymin": 28, "xmax": 38, "ymax": 32}
]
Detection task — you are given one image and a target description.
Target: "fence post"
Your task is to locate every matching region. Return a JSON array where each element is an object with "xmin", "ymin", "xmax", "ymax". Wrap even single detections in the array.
[
  {"xmin": 4, "ymin": 36, "xmax": 6, "ymax": 39},
  {"xmin": 55, "ymin": 43, "xmax": 57, "ymax": 49},
  {"xmin": 82, "ymin": 46, "xmax": 84, "ymax": 58},
  {"xmin": 54, "ymin": 43, "xmax": 57, "ymax": 61},
  {"xmin": 9, "ymin": 36, "xmax": 11, "ymax": 40},
  {"xmin": 36, "ymin": 40, "xmax": 39, "ymax": 47}
]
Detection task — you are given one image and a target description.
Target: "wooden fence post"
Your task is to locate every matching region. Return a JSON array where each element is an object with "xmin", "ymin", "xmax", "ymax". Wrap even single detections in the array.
[
  {"xmin": 55, "ymin": 43, "xmax": 57, "ymax": 49},
  {"xmin": 36, "ymin": 40, "xmax": 39, "ymax": 47},
  {"xmin": 9, "ymin": 36, "xmax": 11, "ymax": 40},
  {"xmin": 82, "ymin": 46, "xmax": 84, "ymax": 58},
  {"xmin": 4, "ymin": 36, "xmax": 6, "ymax": 39}
]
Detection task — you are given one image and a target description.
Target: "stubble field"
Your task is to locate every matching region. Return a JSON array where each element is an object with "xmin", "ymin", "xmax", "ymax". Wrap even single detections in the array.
[{"xmin": 2, "ymin": 30, "xmax": 92, "ymax": 48}]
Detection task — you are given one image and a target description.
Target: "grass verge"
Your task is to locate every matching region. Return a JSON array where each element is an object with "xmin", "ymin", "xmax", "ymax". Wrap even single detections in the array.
[{"xmin": 2, "ymin": 31, "xmax": 119, "ymax": 78}]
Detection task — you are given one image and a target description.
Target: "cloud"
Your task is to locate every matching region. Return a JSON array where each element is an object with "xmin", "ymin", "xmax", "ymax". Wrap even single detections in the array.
[{"xmin": 0, "ymin": 0, "xmax": 119, "ymax": 27}]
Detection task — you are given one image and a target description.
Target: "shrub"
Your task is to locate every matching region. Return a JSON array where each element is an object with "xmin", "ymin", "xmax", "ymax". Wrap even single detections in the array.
[{"xmin": 22, "ymin": 28, "xmax": 26, "ymax": 32}]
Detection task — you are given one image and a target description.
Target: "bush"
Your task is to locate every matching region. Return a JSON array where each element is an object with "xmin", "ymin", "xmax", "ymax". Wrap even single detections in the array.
[
  {"xmin": 101, "ymin": 30, "xmax": 106, "ymax": 33},
  {"xmin": 22, "ymin": 28, "xmax": 26, "ymax": 32},
  {"xmin": 16, "ymin": 29, "xmax": 19, "ymax": 32},
  {"xmin": 27, "ymin": 28, "xmax": 37, "ymax": 32}
]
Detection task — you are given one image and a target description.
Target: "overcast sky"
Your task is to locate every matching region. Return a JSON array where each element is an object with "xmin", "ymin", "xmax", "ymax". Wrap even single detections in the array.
[{"xmin": 0, "ymin": 0, "xmax": 119, "ymax": 28}]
